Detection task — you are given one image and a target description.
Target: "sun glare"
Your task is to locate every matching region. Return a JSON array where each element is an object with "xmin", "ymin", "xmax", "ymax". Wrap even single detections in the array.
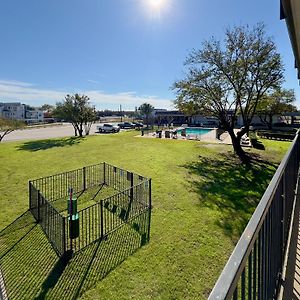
[
  {"xmin": 143, "ymin": 0, "xmax": 170, "ymax": 19},
  {"xmin": 148, "ymin": 0, "xmax": 165, "ymax": 9}
]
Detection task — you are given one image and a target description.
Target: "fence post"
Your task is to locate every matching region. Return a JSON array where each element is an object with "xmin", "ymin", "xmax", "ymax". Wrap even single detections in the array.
[
  {"xmin": 37, "ymin": 190, "xmax": 41, "ymax": 223},
  {"xmin": 103, "ymin": 162, "xmax": 106, "ymax": 185},
  {"xmin": 147, "ymin": 179, "xmax": 152, "ymax": 242},
  {"xmin": 62, "ymin": 217, "xmax": 66, "ymax": 256},
  {"xmin": 29, "ymin": 181, "xmax": 32, "ymax": 210},
  {"xmin": 130, "ymin": 172, "xmax": 134, "ymax": 201},
  {"xmin": 100, "ymin": 200, "xmax": 104, "ymax": 239},
  {"xmin": 83, "ymin": 167, "xmax": 86, "ymax": 191},
  {"xmin": 125, "ymin": 172, "xmax": 134, "ymax": 221}
]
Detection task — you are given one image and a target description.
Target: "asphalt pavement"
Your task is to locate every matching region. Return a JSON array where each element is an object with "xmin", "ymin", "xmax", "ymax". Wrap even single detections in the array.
[{"xmin": 1, "ymin": 123, "xmax": 102, "ymax": 142}]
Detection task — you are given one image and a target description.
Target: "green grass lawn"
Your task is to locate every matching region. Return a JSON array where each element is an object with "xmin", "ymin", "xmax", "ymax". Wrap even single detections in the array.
[
  {"xmin": 0, "ymin": 131, "xmax": 291, "ymax": 299},
  {"xmin": 50, "ymin": 184, "xmax": 118, "ymax": 216}
]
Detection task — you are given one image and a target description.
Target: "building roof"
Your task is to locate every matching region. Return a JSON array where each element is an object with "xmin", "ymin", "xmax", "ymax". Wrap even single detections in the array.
[
  {"xmin": 155, "ymin": 110, "xmax": 185, "ymax": 117},
  {"xmin": 281, "ymin": 0, "xmax": 300, "ymax": 79}
]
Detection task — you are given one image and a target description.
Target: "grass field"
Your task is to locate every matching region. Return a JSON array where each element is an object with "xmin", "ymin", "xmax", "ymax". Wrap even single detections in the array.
[
  {"xmin": 50, "ymin": 185, "xmax": 118, "ymax": 216},
  {"xmin": 0, "ymin": 131, "xmax": 291, "ymax": 299}
]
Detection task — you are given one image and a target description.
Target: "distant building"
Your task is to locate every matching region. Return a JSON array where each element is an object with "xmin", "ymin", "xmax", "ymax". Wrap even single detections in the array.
[
  {"xmin": 0, "ymin": 102, "xmax": 44, "ymax": 123},
  {"xmin": 25, "ymin": 107, "xmax": 44, "ymax": 123},
  {"xmin": 154, "ymin": 110, "xmax": 186, "ymax": 125},
  {"xmin": 0, "ymin": 102, "xmax": 26, "ymax": 120},
  {"xmin": 154, "ymin": 109, "xmax": 219, "ymax": 126}
]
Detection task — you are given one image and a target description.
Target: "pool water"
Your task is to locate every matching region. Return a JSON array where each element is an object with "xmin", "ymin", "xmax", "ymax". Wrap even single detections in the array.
[{"xmin": 176, "ymin": 128, "xmax": 213, "ymax": 136}]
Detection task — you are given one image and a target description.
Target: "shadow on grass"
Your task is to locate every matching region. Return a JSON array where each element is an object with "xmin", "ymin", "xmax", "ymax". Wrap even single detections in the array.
[
  {"xmin": 16, "ymin": 137, "xmax": 82, "ymax": 152},
  {"xmin": 0, "ymin": 210, "xmax": 147, "ymax": 300},
  {"xmin": 183, "ymin": 154, "xmax": 278, "ymax": 242}
]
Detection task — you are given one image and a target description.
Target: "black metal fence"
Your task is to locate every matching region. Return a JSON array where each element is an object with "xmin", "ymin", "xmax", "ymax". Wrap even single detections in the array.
[
  {"xmin": 209, "ymin": 132, "xmax": 300, "ymax": 299},
  {"xmin": 29, "ymin": 163, "xmax": 151, "ymax": 257}
]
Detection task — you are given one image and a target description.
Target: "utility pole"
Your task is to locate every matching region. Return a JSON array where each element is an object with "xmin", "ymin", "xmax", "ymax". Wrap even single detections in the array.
[{"xmin": 120, "ymin": 104, "xmax": 122, "ymax": 122}]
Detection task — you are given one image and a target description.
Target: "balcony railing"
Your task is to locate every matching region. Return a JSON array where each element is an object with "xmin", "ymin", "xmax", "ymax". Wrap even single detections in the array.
[{"xmin": 209, "ymin": 131, "xmax": 300, "ymax": 299}]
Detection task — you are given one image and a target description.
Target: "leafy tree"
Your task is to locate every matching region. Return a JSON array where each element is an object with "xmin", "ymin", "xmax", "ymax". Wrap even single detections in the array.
[
  {"xmin": 138, "ymin": 103, "xmax": 154, "ymax": 127},
  {"xmin": 0, "ymin": 118, "xmax": 25, "ymax": 142},
  {"xmin": 40, "ymin": 104, "xmax": 54, "ymax": 118},
  {"xmin": 40, "ymin": 104, "xmax": 54, "ymax": 112},
  {"xmin": 53, "ymin": 94, "xmax": 97, "ymax": 137},
  {"xmin": 83, "ymin": 106, "xmax": 97, "ymax": 135},
  {"xmin": 173, "ymin": 23, "xmax": 284, "ymax": 163},
  {"xmin": 256, "ymin": 88, "xmax": 297, "ymax": 129}
]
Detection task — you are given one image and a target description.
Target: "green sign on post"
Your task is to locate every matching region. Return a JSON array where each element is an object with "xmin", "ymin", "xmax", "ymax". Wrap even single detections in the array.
[{"xmin": 68, "ymin": 188, "xmax": 79, "ymax": 239}]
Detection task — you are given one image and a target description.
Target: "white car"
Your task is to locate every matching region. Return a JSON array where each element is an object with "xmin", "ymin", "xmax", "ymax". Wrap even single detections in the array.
[{"xmin": 97, "ymin": 123, "xmax": 120, "ymax": 133}]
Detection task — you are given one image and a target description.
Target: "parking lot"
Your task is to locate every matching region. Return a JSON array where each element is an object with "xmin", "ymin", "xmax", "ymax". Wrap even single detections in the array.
[{"xmin": 1, "ymin": 122, "xmax": 107, "ymax": 142}]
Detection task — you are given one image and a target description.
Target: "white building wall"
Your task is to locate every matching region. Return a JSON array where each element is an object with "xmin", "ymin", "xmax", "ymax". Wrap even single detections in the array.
[
  {"xmin": 0, "ymin": 103, "xmax": 25, "ymax": 120},
  {"xmin": 0, "ymin": 102, "xmax": 44, "ymax": 122}
]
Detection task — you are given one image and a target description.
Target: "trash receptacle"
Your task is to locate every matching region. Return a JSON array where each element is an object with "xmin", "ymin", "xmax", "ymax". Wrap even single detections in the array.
[
  {"xmin": 69, "ymin": 213, "xmax": 79, "ymax": 239},
  {"xmin": 67, "ymin": 196, "xmax": 77, "ymax": 216}
]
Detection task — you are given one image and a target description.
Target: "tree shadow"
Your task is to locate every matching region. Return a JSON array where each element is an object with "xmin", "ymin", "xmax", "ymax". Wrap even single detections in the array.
[
  {"xmin": 0, "ymin": 210, "xmax": 147, "ymax": 299},
  {"xmin": 16, "ymin": 137, "xmax": 82, "ymax": 152},
  {"xmin": 182, "ymin": 153, "xmax": 278, "ymax": 242},
  {"xmin": 0, "ymin": 211, "xmax": 58, "ymax": 300}
]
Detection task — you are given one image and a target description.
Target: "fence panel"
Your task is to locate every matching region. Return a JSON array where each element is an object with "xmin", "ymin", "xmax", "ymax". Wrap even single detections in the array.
[
  {"xmin": 37, "ymin": 192, "xmax": 65, "ymax": 256},
  {"xmin": 65, "ymin": 201, "xmax": 102, "ymax": 253},
  {"xmin": 64, "ymin": 179, "xmax": 151, "ymax": 254},
  {"xmin": 29, "ymin": 182, "xmax": 39, "ymax": 220},
  {"xmin": 104, "ymin": 163, "xmax": 135, "ymax": 191},
  {"xmin": 102, "ymin": 181, "xmax": 150, "ymax": 235},
  {"xmin": 31, "ymin": 169, "xmax": 84, "ymax": 202},
  {"xmin": 85, "ymin": 163, "xmax": 104, "ymax": 190}
]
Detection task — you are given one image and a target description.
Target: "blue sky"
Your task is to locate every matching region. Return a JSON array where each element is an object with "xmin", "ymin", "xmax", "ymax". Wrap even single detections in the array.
[{"xmin": 0, "ymin": 0, "xmax": 299, "ymax": 110}]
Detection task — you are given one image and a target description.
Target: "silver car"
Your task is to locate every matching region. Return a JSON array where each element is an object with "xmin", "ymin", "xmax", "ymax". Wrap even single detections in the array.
[{"xmin": 97, "ymin": 123, "xmax": 120, "ymax": 133}]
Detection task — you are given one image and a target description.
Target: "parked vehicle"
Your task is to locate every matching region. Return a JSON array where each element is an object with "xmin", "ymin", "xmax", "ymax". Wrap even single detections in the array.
[
  {"xmin": 132, "ymin": 122, "xmax": 144, "ymax": 128},
  {"xmin": 118, "ymin": 122, "xmax": 135, "ymax": 129},
  {"xmin": 97, "ymin": 123, "xmax": 120, "ymax": 133}
]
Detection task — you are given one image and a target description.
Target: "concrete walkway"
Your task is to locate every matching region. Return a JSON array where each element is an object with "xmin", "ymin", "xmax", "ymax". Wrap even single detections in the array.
[{"xmin": 140, "ymin": 128, "xmax": 235, "ymax": 145}]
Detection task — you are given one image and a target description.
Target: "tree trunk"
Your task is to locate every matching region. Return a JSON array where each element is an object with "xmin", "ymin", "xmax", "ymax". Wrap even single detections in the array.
[
  {"xmin": 84, "ymin": 122, "xmax": 92, "ymax": 135},
  {"xmin": 0, "ymin": 129, "xmax": 13, "ymax": 142},
  {"xmin": 268, "ymin": 114, "xmax": 273, "ymax": 130},
  {"xmin": 72, "ymin": 123, "xmax": 78, "ymax": 136},
  {"xmin": 78, "ymin": 123, "xmax": 84, "ymax": 137},
  {"xmin": 228, "ymin": 129, "xmax": 250, "ymax": 164}
]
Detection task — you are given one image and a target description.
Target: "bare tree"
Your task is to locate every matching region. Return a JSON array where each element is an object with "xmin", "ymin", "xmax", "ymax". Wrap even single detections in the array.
[
  {"xmin": 0, "ymin": 118, "xmax": 25, "ymax": 142},
  {"xmin": 173, "ymin": 23, "xmax": 284, "ymax": 163}
]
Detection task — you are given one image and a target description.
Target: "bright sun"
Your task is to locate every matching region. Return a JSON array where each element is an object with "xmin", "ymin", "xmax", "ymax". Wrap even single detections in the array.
[
  {"xmin": 146, "ymin": 0, "xmax": 169, "ymax": 15},
  {"xmin": 138, "ymin": 0, "xmax": 171, "ymax": 20},
  {"xmin": 148, "ymin": 0, "xmax": 165, "ymax": 9}
]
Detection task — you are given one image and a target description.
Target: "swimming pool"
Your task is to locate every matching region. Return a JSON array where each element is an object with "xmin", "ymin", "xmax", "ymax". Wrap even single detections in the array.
[{"xmin": 176, "ymin": 127, "xmax": 213, "ymax": 136}]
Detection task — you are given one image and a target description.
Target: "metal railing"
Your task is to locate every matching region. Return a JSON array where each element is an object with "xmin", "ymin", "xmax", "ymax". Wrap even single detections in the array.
[
  {"xmin": 64, "ymin": 181, "xmax": 151, "ymax": 253},
  {"xmin": 30, "ymin": 163, "xmax": 104, "ymax": 202},
  {"xmin": 29, "ymin": 162, "xmax": 151, "ymax": 257},
  {"xmin": 209, "ymin": 132, "xmax": 300, "ymax": 299},
  {"xmin": 29, "ymin": 183, "xmax": 65, "ymax": 256}
]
